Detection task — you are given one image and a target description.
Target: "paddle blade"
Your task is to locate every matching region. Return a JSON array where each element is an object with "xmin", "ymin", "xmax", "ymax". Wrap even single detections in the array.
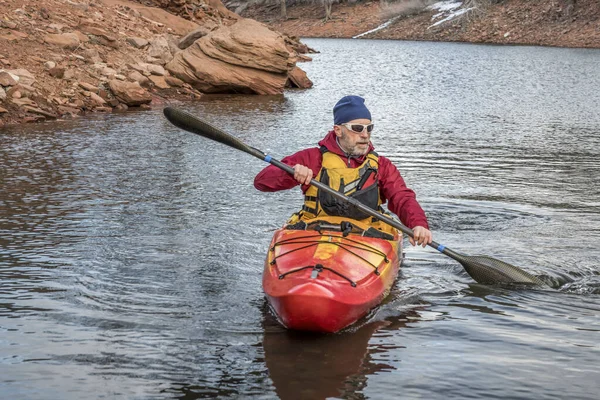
[
  {"xmin": 459, "ymin": 255, "xmax": 546, "ymax": 286},
  {"xmin": 163, "ymin": 107, "xmax": 266, "ymax": 160}
]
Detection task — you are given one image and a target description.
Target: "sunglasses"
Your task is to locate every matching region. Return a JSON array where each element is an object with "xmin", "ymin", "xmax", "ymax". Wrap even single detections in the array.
[{"xmin": 341, "ymin": 123, "xmax": 374, "ymax": 134}]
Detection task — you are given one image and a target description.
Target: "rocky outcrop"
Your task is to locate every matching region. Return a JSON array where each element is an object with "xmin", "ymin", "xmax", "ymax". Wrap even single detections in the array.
[
  {"xmin": 166, "ymin": 18, "xmax": 311, "ymax": 95},
  {"xmin": 0, "ymin": 0, "xmax": 313, "ymax": 125}
]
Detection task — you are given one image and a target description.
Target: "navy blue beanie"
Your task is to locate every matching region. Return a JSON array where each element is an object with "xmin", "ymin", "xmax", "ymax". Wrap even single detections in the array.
[{"xmin": 333, "ymin": 95, "xmax": 372, "ymax": 125}]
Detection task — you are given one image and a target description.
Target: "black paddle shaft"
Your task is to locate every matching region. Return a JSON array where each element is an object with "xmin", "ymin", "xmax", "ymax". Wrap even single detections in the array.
[{"xmin": 163, "ymin": 107, "xmax": 546, "ymax": 286}]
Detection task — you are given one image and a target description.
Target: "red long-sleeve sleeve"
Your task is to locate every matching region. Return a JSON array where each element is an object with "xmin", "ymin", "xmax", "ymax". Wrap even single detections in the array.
[
  {"xmin": 377, "ymin": 156, "xmax": 429, "ymax": 229},
  {"xmin": 254, "ymin": 148, "xmax": 322, "ymax": 192}
]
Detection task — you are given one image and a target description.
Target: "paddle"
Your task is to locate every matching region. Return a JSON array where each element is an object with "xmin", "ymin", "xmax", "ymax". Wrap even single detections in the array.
[{"xmin": 163, "ymin": 107, "xmax": 547, "ymax": 286}]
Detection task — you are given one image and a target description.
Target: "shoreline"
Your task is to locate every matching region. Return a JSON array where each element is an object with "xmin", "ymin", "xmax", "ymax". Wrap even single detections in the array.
[{"xmin": 242, "ymin": 0, "xmax": 600, "ymax": 50}]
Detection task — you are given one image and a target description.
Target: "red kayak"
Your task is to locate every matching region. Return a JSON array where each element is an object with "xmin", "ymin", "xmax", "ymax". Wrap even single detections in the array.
[{"xmin": 263, "ymin": 216, "xmax": 402, "ymax": 333}]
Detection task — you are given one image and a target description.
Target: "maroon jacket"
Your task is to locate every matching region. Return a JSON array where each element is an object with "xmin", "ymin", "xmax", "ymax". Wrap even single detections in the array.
[{"xmin": 254, "ymin": 131, "xmax": 429, "ymax": 229}]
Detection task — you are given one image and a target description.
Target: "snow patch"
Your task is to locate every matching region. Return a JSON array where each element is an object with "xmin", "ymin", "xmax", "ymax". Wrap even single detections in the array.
[
  {"xmin": 427, "ymin": 1, "xmax": 473, "ymax": 29},
  {"xmin": 353, "ymin": 16, "xmax": 402, "ymax": 39},
  {"xmin": 428, "ymin": 1, "xmax": 463, "ymax": 12}
]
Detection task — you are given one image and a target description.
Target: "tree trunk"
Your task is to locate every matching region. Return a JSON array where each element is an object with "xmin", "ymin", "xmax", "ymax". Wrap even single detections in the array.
[
  {"xmin": 324, "ymin": 3, "xmax": 332, "ymax": 21},
  {"xmin": 280, "ymin": 0, "xmax": 287, "ymax": 20}
]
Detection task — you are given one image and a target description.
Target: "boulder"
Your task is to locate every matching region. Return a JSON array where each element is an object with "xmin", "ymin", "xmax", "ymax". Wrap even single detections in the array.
[
  {"xmin": 44, "ymin": 33, "xmax": 80, "ymax": 50},
  {"xmin": 287, "ymin": 67, "xmax": 313, "ymax": 89},
  {"xmin": 165, "ymin": 19, "xmax": 297, "ymax": 95},
  {"xmin": 198, "ymin": 19, "xmax": 294, "ymax": 74},
  {"xmin": 166, "ymin": 43, "xmax": 288, "ymax": 95},
  {"xmin": 108, "ymin": 80, "xmax": 152, "ymax": 106}
]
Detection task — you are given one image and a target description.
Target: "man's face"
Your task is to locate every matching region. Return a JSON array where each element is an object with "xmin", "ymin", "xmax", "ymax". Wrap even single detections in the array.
[{"xmin": 334, "ymin": 118, "xmax": 373, "ymax": 156}]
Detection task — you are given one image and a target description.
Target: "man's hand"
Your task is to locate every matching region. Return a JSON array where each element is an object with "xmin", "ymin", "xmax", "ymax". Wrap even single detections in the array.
[
  {"xmin": 409, "ymin": 226, "xmax": 432, "ymax": 247},
  {"xmin": 293, "ymin": 164, "xmax": 313, "ymax": 185}
]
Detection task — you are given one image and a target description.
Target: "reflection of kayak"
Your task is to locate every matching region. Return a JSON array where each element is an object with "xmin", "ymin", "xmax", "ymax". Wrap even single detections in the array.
[
  {"xmin": 263, "ymin": 321, "xmax": 388, "ymax": 400},
  {"xmin": 263, "ymin": 216, "xmax": 402, "ymax": 333}
]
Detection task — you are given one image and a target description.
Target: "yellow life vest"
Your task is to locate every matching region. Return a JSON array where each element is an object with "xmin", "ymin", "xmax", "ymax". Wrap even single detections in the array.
[{"xmin": 300, "ymin": 148, "xmax": 381, "ymax": 221}]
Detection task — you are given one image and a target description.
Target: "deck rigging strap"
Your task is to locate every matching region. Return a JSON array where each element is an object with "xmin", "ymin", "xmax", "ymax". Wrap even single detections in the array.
[{"xmin": 278, "ymin": 264, "xmax": 357, "ymax": 287}]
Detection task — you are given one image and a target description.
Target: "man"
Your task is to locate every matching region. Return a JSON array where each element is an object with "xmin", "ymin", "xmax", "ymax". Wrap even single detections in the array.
[{"xmin": 254, "ymin": 95, "xmax": 432, "ymax": 247}]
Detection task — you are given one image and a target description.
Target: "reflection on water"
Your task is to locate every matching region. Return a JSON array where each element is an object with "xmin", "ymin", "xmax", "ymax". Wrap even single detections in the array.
[{"xmin": 1, "ymin": 39, "xmax": 600, "ymax": 399}]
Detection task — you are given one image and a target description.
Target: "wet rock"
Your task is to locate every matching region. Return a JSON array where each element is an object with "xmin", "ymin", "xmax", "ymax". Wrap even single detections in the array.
[
  {"xmin": 57, "ymin": 105, "xmax": 82, "ymax": 117},
  {"xmin": 126, "ymin": 37, "xmax": 149, "ymax": 49},
  {"xmin": 44, "ymin": 33, "xmax": 81, "ymax": 50},
  {"xmin": 0, "ymin": 70, "xmax": 19, "ymax": 86},
  {"xmin": 286, "ymin": 66, "xmax": 313, "ymax": 89},
  {"xmin": 95, "ymin": 106, "xmax": 112, "ymax": 112},
  {"xmin": 107, "ymin": 79, "xmax": 152, "ymax": 106},
  {"xmin": 24, "ymin": 106, "xmax": 56, "ymax": 119},
  {"xmin": 114, "ymin": 103, "xmax": 128, "ymax": 111}
]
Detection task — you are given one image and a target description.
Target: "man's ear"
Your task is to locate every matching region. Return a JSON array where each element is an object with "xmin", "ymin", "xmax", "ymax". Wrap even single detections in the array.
[{"xmin": 333, "ymin": 125, "xmax": 342, "ymax": 138}]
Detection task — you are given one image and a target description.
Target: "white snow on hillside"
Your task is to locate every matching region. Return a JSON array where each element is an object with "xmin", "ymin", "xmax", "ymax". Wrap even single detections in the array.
[{"xmin": 427, "ymin": 1, "xmax": 473, "ymax": 28}]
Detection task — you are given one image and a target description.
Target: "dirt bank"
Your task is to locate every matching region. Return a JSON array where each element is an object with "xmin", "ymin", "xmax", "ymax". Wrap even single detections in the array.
[{"xmin": 242, "ymin": 0, "xmax": 600, "ymax": 48}]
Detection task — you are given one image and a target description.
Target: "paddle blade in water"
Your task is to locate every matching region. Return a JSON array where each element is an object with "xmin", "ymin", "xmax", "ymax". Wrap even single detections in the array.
[{"xmin": 459, "ymin": 255, "xmax": 546, "ymax": 285}]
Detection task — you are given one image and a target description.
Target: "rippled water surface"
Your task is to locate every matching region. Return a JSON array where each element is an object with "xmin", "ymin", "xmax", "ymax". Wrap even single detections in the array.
[{"xmin": 1, "ymin": 39, "xmax": 599, "ymax": 399}]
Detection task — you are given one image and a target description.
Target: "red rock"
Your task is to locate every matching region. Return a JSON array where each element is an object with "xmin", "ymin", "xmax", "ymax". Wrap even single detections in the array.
[
  {"xmin": 44, "ymin": 33, "xmax": 81, "ymax": 50},
  {"xmin": 286, "ymin": 66, "xmax": 313, "ymax": 89},
  {"xmin": 0, "ymin": 71, "xmax": 18, "ymax": 86},
  {"xmin": 107, "ymin": 79, "xmax": 152, "ymax": 106}
]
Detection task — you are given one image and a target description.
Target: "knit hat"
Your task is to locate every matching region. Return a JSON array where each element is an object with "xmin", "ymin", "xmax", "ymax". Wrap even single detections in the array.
[{"xmin": 333, "ymin": 95, "xmax": 372, "ymax": 125}]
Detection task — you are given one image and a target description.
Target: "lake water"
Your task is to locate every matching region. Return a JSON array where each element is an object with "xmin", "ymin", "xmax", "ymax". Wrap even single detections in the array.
[{"xmin": 1, "ymin": 38, "xmax": 599, "ymax": 399}]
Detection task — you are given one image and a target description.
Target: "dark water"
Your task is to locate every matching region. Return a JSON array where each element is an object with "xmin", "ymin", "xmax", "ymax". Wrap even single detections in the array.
[{"xmin": 1, "ymin": 39, "xmax": 599, "ymax": 399}]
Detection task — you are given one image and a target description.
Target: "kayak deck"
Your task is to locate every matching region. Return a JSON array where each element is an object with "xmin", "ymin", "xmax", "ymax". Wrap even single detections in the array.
[{"xmin": 263, "ymin": 217, "xmax": 402, "ymax": 333}]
